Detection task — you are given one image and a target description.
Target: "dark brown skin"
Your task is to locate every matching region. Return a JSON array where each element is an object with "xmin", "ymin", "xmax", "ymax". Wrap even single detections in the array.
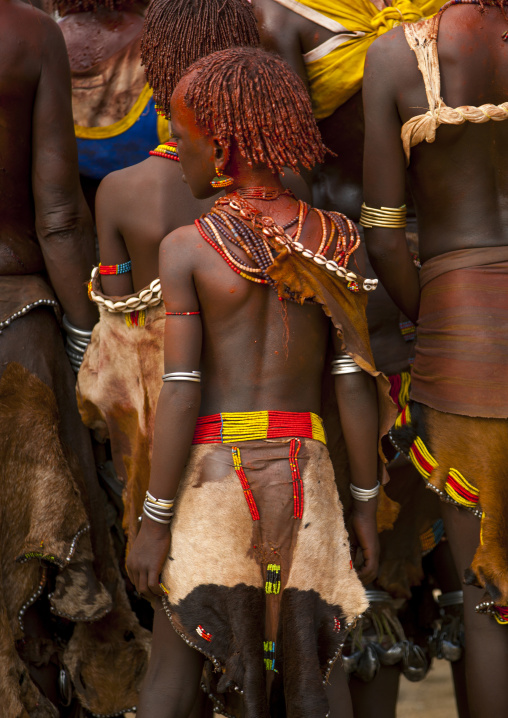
[
  {"xmin": 363, "ymin": 5, "xmax": 508, "ymax": 322},
  {"xmin": 0, "ymin": 0, "xmax": 96, "ymax": 329},
  {"xmin": 127, "ymin": 71, "xmax": 380, "ymax": 717},
  {"xmin": 253, "ymin": 0, "xmax": 390, "ymax": 220},
  {"xmin": 96, "ymin": 156, "xmax": 310, "ymax": 295},
  {"xmin": 364, "ymin": 7, "xmax": 508, "ymax": 717}
]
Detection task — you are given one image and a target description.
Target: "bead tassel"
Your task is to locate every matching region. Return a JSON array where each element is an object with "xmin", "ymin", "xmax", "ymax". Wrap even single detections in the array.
[
  {"xmin": 289, "ymin": 438, "xmax": 304, "ymax": 519},
  {"xmin": 232, "ymin": 446, "xmax": 260, "ymax": 521}
]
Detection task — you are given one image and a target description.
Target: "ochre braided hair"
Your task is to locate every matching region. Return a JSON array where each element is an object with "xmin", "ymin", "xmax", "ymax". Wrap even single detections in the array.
[
  {"xmin": 141, "ymin": 0, "xmax": 260, "ymax": 119},
  {"xmin": 181, "ymin": 47, "xmax": 328, "ymax": 174},
  {"xmin": 54, "ymin": 0, "xmax": 141, "ymax": 14}
]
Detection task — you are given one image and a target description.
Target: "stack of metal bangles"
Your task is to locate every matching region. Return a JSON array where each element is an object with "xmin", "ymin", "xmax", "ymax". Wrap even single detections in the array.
[
  {"xmin": 62, "ymin": 314, "xmax": 93, "ymax": 373},
  {"xmin": 350, "ymin": 481, "xmax": 380, "ymax": 502},
  {"xmin": 359, "ymin": 203, "xmax": 407, "ymax": 229},
  {"xmin": 162, "ymin": 371, "xmax": 201, "ymax": 383},
  {"xmin": 143, "ymin": 491, "xmax": 174, "ymax": 525},
  {"xmin": 331, "ymin": 354, "xmax": 362, "ymax": 375}
]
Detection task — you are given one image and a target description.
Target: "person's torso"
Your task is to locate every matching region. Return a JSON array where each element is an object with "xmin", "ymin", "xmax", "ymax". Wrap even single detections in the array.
[{"xmin": 395, "ymin": 7, "xmax": 508, "ymax": 262}]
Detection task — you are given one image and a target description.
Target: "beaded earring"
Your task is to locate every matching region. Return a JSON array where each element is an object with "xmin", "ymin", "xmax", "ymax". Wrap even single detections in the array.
[{"xmin": 210, "ymin": 167, "xmax": 234, "ymax": 189}]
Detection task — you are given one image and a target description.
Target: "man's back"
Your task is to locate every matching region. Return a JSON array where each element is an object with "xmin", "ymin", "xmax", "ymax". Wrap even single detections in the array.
[{"xmin": 364, "ymin": 6, "xmax": 508, "ymax": 262}]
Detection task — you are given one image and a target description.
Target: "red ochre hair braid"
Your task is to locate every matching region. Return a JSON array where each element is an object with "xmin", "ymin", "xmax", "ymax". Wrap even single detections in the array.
[
  {"xmin": 53, "ymin": 0, "xmax": 139, "ymax": 13},
  {"xmin": 182, "ymin": 47, "xmax": 328, "ymax": 174},
  {"xmin": 141, "ymin": 0, "xmax": 259, "ymax": 119}
]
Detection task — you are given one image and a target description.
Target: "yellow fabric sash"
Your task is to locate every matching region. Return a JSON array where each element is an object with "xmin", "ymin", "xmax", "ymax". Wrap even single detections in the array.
[
  {"xmin": 291, "ymin": 0, "xmax": 443, "ymax": 120},
  {"xmin": 75, "ymin": 83, "xmax": 170, "ymax": 143}
]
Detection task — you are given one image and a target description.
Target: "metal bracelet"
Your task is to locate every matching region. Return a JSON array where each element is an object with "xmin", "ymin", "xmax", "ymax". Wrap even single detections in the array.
[
  {"xmin": 162, "ymin": 371, "xmax": 201, "ymax": 383},
  {"xmin": 437, "ymin": 591, "xmax": 464, "ymax": 608},
  {"xmin": 146, "ymin": 491, "xmax": 175, "ymax": 507},
  {"xmin": 143, "ymin": 503, "xmax": 173, "ymax": 525},
  {"xmin": 62, "ymin": 314, "xmax": 93, "ymax": 340},
  {"xmin": 365, "ymin": 589, "xmax": 392, "ymax": 603},
  {"xmin": 331, "ymin": 355, "xmax": 362, "ymax": 375},
  {"xmin": 350, "ymin": 480, "xmax": 380, "ymax": 502}
]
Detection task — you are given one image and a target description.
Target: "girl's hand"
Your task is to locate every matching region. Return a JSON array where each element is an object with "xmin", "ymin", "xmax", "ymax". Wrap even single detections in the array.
[
  {"xmin": 126, "ymin": 519, "xmax": 172, "ymax": 600},
  {"xmin": 350, "ymin": 502, "xmax": 380, "ymax": 585}
]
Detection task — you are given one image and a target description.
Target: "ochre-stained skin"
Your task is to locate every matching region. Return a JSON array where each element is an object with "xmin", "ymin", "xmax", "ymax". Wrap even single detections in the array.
[
  {"xmin": 126, "ymin": 66, "xmax": 381, "ymax": 718},
  {"xmin": 0, "ymin": 0, "xmax": 95, "ymax": 327},
  {"xmin": 363, "ymin": 7, "xmax": 508, "ymax": 718}
]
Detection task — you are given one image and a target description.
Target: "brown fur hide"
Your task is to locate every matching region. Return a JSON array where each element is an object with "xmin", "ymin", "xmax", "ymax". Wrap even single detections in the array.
[
  {"xmin": 76, "ymin": 300, "xmax": 165, "ymax": 556},
  {"xmin": 392, "ymin": 400, "xmax": 508, "ymax": 605},
  {"xmin": 0, "ymin": 362, "xmax": 150, "ymax": 715}
]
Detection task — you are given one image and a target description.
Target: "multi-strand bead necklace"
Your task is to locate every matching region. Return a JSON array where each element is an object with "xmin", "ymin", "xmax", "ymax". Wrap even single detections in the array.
[{"xmin": 194, "ymin": 189, "xmax": 360, "ymax": 296}]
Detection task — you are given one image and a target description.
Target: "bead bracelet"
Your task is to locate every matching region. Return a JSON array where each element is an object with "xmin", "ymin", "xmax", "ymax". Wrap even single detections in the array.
[{"xmin": 98, "ymin": 261, "xmax": 132, "ymax": 275}]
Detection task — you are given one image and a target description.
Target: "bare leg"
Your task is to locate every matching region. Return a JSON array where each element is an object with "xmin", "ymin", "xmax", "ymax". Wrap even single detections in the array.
[
  {"xmin": 441, "ymin": 502, "xmax": 508, "ymax": 718},
  {"xmin": 137, "ymin": 599, "xmax": 205, "ymax": 718},
  {"xmin": 430, "ymin": 541, "xmax": 470, "ymax": 718},
  {"xmin": 326, "ymin": 661, "xmax": 354, "ymax": 718},
  {"xmin": 349, "ymin": 666, "xmax": 399, "ymax": 718}
]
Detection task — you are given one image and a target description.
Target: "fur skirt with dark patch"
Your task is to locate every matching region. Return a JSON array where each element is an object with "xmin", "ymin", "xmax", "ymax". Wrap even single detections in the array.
[
  {"xmin": 161, "ymin": 439, "xmax": 368, "ymax": 717},
  {"xmin": 390, "ymin": 400, "xmax": 508, "ymax": 618}
]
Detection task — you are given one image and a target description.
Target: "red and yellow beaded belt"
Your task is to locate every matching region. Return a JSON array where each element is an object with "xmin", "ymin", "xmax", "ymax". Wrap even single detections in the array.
[{"xmin": 192, "ymin": 410, "xmax": 326, "ymax": 445}]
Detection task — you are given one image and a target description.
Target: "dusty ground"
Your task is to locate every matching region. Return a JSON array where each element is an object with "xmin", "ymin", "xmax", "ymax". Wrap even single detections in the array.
[{"xmin": 397, "ymin": 659, "xmax": 458, "ymax": 718}]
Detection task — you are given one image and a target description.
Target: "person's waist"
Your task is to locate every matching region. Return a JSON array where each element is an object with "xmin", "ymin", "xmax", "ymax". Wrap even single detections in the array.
[{"xmin": 192, "ymin": 410, "xmax": 326, "ymax": 445}]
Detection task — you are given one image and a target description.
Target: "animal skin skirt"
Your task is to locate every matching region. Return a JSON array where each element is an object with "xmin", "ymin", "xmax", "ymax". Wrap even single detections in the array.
[{"xmin": 160, "ymin": 416, "xmax": 368, "ymax": 718}]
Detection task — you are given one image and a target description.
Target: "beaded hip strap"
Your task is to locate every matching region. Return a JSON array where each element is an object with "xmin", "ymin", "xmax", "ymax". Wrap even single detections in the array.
[{"xmin": 192, "ymin": 410, "xmax": 326, "ymax": 445}]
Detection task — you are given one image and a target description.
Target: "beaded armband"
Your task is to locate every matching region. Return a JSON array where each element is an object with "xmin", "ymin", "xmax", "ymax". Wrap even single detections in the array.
[
  {"xmin": 99, "ymin": 261, "xmax": 132, "ymax": 275},
  {"xmin": 331, "ymin": 355, "xmax": 362, "ymax": 375},
  {"xmin": 165, "ymin": 311, "xmax": 200, "ymax": 316},
  {"xmin": 359, "ymin": 203, "xmax": 407, "ymax": 229}
]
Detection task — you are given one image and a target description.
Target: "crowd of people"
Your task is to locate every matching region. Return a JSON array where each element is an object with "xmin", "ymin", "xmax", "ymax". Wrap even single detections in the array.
[{"xmin": 0, "ymin": 0, "xmax": 507, "ymax": 716}]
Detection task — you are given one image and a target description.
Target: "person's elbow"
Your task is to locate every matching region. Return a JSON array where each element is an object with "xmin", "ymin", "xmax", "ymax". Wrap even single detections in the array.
[{"xmin": 35, "ymin": 193, "xmax": 92, "ymax": 245}]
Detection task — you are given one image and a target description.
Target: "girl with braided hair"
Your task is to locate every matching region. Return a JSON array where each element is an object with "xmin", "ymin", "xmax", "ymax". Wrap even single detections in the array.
[
  {"xmin": 126, "ymin": 46, "xmax": 395, "ymax": 717},
  {"xmin": 78, "ymin": 0, "xmax": 309, "ymax": 563}
]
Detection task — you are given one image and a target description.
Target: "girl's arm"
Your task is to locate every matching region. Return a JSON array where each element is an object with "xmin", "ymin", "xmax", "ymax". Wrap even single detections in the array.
[{"xmin": 126, "ymin": 227, "xmax": 202, "ymax": 599}]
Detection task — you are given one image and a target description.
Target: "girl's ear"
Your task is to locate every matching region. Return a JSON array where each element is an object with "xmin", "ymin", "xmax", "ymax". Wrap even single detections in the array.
[{"xmin": 213, "ymin": 140, "xmax": 230, "ymax": 171}]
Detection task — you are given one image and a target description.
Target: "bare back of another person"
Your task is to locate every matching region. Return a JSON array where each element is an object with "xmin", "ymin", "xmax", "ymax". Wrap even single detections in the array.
[{"xmin": 364, "ymin": 4, "xmax": 508, "ymax": 264}]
